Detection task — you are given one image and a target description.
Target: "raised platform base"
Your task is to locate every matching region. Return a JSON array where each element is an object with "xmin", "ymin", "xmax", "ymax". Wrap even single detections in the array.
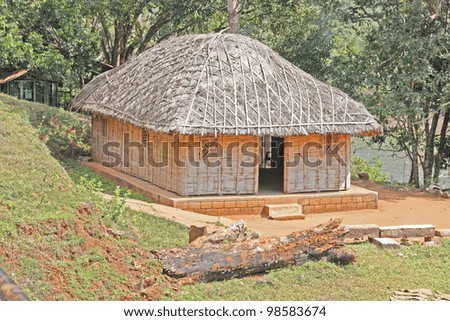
[{"xmin": 83, "ymin": 162, "xmax": 378, "ymax": 216}]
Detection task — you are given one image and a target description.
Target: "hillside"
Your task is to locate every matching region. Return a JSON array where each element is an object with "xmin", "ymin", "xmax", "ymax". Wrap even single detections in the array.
[{"xmin": 0, "ymin": 94, "xmax": 188, "ymax": 300}]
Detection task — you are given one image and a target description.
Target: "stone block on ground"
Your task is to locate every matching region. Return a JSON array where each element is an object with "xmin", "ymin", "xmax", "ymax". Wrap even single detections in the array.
[
  {"xmin": 262, "ymin": 204, "xmax": 305, "ymax": 220},
  {"xmin": 379, "ymin": 224, "xmax": 435, "ymax": 238},
  {"xmin": 344, "ymin": 224, "xmax": 379, "ymax": 239},
  {"xmin": 189, "ymin": 225, "xmax": 208, "ymax": 243},
  {"xmin": 435, "ymin": 229, "xmax": 450, "ymax": 237},
  {"xmin": 370, "ymin": 237, "xmax": 401, "ymax": 249}
]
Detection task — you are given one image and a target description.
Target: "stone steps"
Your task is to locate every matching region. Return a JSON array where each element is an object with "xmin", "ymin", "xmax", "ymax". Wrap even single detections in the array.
[
  {"xmin": 370, "ymin": 237, "xmax": 401, "ymax": 249},
  {"xmin": 345, "ymin": 224, "xmax": 440, "ymax": 241},
  {"xmin": 262, "ymin": 204, "xmax": 305, "ymax": 220},
  {"xmin": 379, "ymin": 224, "xmax": 435, "ymax": 238}
]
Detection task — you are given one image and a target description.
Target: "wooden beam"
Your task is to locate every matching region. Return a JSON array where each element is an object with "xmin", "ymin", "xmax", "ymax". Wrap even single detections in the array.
[{"xmin": 0, "ymin": 69, "xmax": 28, "ymax": 84}]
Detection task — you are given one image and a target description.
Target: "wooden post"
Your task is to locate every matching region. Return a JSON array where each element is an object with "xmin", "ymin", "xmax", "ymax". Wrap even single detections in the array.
[{"xmin": 228, "ymin": 0, "xmax": 241, "ymax": 34}]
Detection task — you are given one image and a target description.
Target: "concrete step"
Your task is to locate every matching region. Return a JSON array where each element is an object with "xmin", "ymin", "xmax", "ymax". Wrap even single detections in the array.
[
  {"xmin": 370, "ymin": 237, "xmax": 401, "ymax": 249},
  {"xmin": 379, "ymin": 224, "xmax": 435, "ymax": 238},
  {"xmin": 262, "ymin": 204, "xmax": 305, "ymax": 220},
  {"xmin": 344, "ymin": 224, "xmax": 380, "ymax": 239}
]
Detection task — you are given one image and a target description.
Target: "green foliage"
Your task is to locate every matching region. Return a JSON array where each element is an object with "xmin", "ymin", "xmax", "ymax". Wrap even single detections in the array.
[
  {"xmin": 62, "ymin": 158, "xmax": 149, "ymax": 202},
  {"xmin": 332, "ymin": 0, "xmax": 450, "ymax": 186},
  {"xmin": 0, "ymin": 94, "xmax": 90, "ymax": 158},
  {"xmin": 1, "ymin": 0, "xmax": 98, "ymax": 84},
  {"xmin": 240, "ymin": 0, "xmax": 338, "ymax": 78},
  {"xmin": 76, "ymin": 175, "xmax": 130, "ymax": 223},
  {"xmin": 109, "ymin": 186, "xmax": 131, "ymax": 222},
  {"xmin": 351, "ymin": 156, "xmax": 389, "ymax": 182}
]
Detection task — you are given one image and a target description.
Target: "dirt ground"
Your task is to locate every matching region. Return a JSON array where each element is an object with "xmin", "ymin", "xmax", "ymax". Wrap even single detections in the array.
[
  {"xmin": 125, "ymin": 180, "xmax": 449, "ymax": 238},
  {"xmin": 237, "ymin": 181, "xmax": 450, "ymax": 237}
]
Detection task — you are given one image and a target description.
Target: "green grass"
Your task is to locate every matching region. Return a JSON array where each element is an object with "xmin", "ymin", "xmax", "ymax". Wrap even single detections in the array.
[
  {"xmin": 167, "ymin": 241, "xmax": 450, "ymax": 301},
  {"xmin": 114, "ymin": 210, "xmax": 188, "ymax": 250},
  {"xmin": 0, "ymin": 95, "xmax": 188, "ymax": 300},
  {"xmin": 0, "ymin": 100, "xmax": 80, "ymax": 235},
  {"xmin": 61, "ymin": 158, "xmax": 150, "ymax": 202}
]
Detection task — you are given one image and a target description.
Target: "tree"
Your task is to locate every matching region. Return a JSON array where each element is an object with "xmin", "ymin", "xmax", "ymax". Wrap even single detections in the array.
[
  {"xmin": 337, "ymin": 0, "xmax": 450, "ymax": 187},
  {"xmin": 89, "ymin": 0, "xmax": 224, "ymax": 67},
  {"xmin": 228, "ymin": 0, "xmax": 241, "ymax": 33},
  {"xmin": 1, "ymin": 0, "xmax": 99, "ymax": 85}
]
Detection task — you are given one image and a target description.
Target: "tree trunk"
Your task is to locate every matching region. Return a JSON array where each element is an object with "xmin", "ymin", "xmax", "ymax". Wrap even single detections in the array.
[
  {"xmin": 228, "ymin": 0, "xmax": 241, "ymax": 33},
  {"xmin": 0, "ymin": 268, "xmax": 29, "ymax": 301},
  {"xmin": 423, "ymin": 109, "xmax": 440, "ymax": 187},
  {"xmin": 154, "ymin": 218, "xmax": 355, "ymax": 283},
  {"xmin": 433, "ymin": 108, "xmax": 450, "ymax": 182},
  {"xmin": 407, "ymin": 115, "xmax": 421, "ymax": 188}
]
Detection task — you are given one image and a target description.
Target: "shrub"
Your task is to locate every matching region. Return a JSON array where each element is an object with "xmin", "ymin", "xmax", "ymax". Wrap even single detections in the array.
[{"xmin": 351, "ymin": 156, "xmax": 389, "ymax": 183}]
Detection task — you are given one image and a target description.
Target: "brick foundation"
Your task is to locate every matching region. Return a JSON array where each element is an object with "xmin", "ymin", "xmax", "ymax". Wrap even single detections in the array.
[
  {"xmin": 83, "ymin": 161, "xmax": 378, "ymax": 217},
  {"xmin": 173, "ymin": 192, "xmax": 377, "ymax": 216}
]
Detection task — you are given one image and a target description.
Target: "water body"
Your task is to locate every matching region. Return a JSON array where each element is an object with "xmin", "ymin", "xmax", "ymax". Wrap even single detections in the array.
[{"xmin": 351, "ymin": 137, "xmax": 450, "ymax": 189}]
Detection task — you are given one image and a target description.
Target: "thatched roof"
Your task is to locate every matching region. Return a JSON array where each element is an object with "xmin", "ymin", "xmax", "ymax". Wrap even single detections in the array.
[{"xmin": 72, "ymin": 32, "xmax": 382, "ymax": 136}]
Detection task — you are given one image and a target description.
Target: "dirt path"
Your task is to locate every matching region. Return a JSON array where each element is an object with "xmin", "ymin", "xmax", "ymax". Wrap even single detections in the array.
[
  {"xmin": 239, "ymin": 181, "xmax": 450, "ymax": 237},
  {"xmin": 103, "ymin": 194, "xmax": 235, "ymax": 232},
  {"xmin": 110, "ymin": 181, "xmax": 449, "ymax": 238}
]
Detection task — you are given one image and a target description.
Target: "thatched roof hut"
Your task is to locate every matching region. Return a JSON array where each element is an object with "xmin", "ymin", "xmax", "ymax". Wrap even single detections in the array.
[
  {"xmin": 72, "ymin": 32, "xmax": 381, "ymax": 137},
  {"xmin": 73, "ymin": 32, "xmax": 382, "ymax": 198}
]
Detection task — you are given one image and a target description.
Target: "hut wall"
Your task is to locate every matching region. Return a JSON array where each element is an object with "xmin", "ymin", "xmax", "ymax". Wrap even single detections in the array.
[
  {"xmin": 284, "ymin": 134, "xmax": 351, "ymax": 193},
  {"xmin": 91, "ymin": 116, "xmax": 187, "ymax": 195},
  {"xmin": 184, "ymin": 135, "xmax": 259, "ymax": 196}
]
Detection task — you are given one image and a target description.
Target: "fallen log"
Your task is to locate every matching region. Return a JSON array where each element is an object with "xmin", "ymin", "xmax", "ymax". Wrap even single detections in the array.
[
  {"xmin": 0, "ymin": 268, "xmax": 30, "ymax": 301},
  {"xmin": 154, "ymin": 218, "xmax": 355, "ymax": 282}
]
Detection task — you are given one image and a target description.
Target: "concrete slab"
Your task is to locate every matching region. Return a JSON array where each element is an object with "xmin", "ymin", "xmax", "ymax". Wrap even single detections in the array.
[
  {"xmin": 379, "ymin": 224, "xmax": 435, "ymax": 238},
  {"xmin": 435, "ymin": 229, "xmax": 450, "ymax": 237},
  {"xmin": 370, "ymin": 237, "xmax": 401, "ymax": 249},
  {"xmin": 262, "ymin": 204, "xmax": 305, "ymax": 220},
  {"xmin": 345, "ymin": 224, "xmax": 380, "ymax": 238}
]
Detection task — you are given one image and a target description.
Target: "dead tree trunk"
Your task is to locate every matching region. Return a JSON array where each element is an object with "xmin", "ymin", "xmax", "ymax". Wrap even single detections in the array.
[
  {"xmin": 0, "ymin": 268, "xmax": 30, "ymax": 301},
  {"xmin": 154, "ymin": 218, "xmax": 355, "ymax": 283}
]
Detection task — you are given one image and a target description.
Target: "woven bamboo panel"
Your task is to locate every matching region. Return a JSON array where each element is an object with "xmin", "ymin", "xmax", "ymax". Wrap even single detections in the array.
[
  {"xmin": 185, "ymin": 135, "xmax": 259, "ymax": 196},
  {"xmin": 94, "ymin": 117, "xmax": 187, "ymax": 195},
  {"xmin": 284, "ymin": 134, "xmax": 350, "ymax": 193}
]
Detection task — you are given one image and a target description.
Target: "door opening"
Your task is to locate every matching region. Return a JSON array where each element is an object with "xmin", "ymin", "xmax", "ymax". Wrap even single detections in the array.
[{"xmin": 258, "ymin": 136, "xmax": 284, "ymax": 194}]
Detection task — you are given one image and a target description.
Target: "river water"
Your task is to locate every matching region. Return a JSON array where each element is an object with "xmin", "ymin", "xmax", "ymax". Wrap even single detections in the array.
[{"xmin": 351, "ymin": 137, "xmax": 450, "ymax": 189}]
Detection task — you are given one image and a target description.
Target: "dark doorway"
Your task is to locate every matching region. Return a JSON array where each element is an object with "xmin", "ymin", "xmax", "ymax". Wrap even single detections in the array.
[{"xmin": 258, "ymin": 136, "xmax": 284, "ymax": 194}]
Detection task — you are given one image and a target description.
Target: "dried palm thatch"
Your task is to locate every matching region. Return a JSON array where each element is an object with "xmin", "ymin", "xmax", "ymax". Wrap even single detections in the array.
[{"xmin": 72, "ymin": 32, "xmax": 382, "ymax": 136}]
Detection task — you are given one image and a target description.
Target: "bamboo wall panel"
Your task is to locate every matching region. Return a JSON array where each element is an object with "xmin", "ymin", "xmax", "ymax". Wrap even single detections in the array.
[
  {"xmin": 284, "ymin": 134, "xmax": 350, "ymax": 193},
  {"xmin": 185, "ymin": 135, "xmax": 259, "ymax": 196},
  {"xmin": 94, "ymin": 117, "xmax": 186, "ymax": 196},
  {"xmin": 93, "ymin": 118, "xmax": 351, "ymax": 196},
  {"xmin": 91, "ymin": 115, "xmax": 103, "ymax": 162}
]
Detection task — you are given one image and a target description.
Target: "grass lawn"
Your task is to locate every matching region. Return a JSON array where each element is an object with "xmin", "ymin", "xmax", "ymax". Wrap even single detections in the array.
[{"xmin": 61, "ymin": 158, "xmax": 150, "ymax": 202}]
